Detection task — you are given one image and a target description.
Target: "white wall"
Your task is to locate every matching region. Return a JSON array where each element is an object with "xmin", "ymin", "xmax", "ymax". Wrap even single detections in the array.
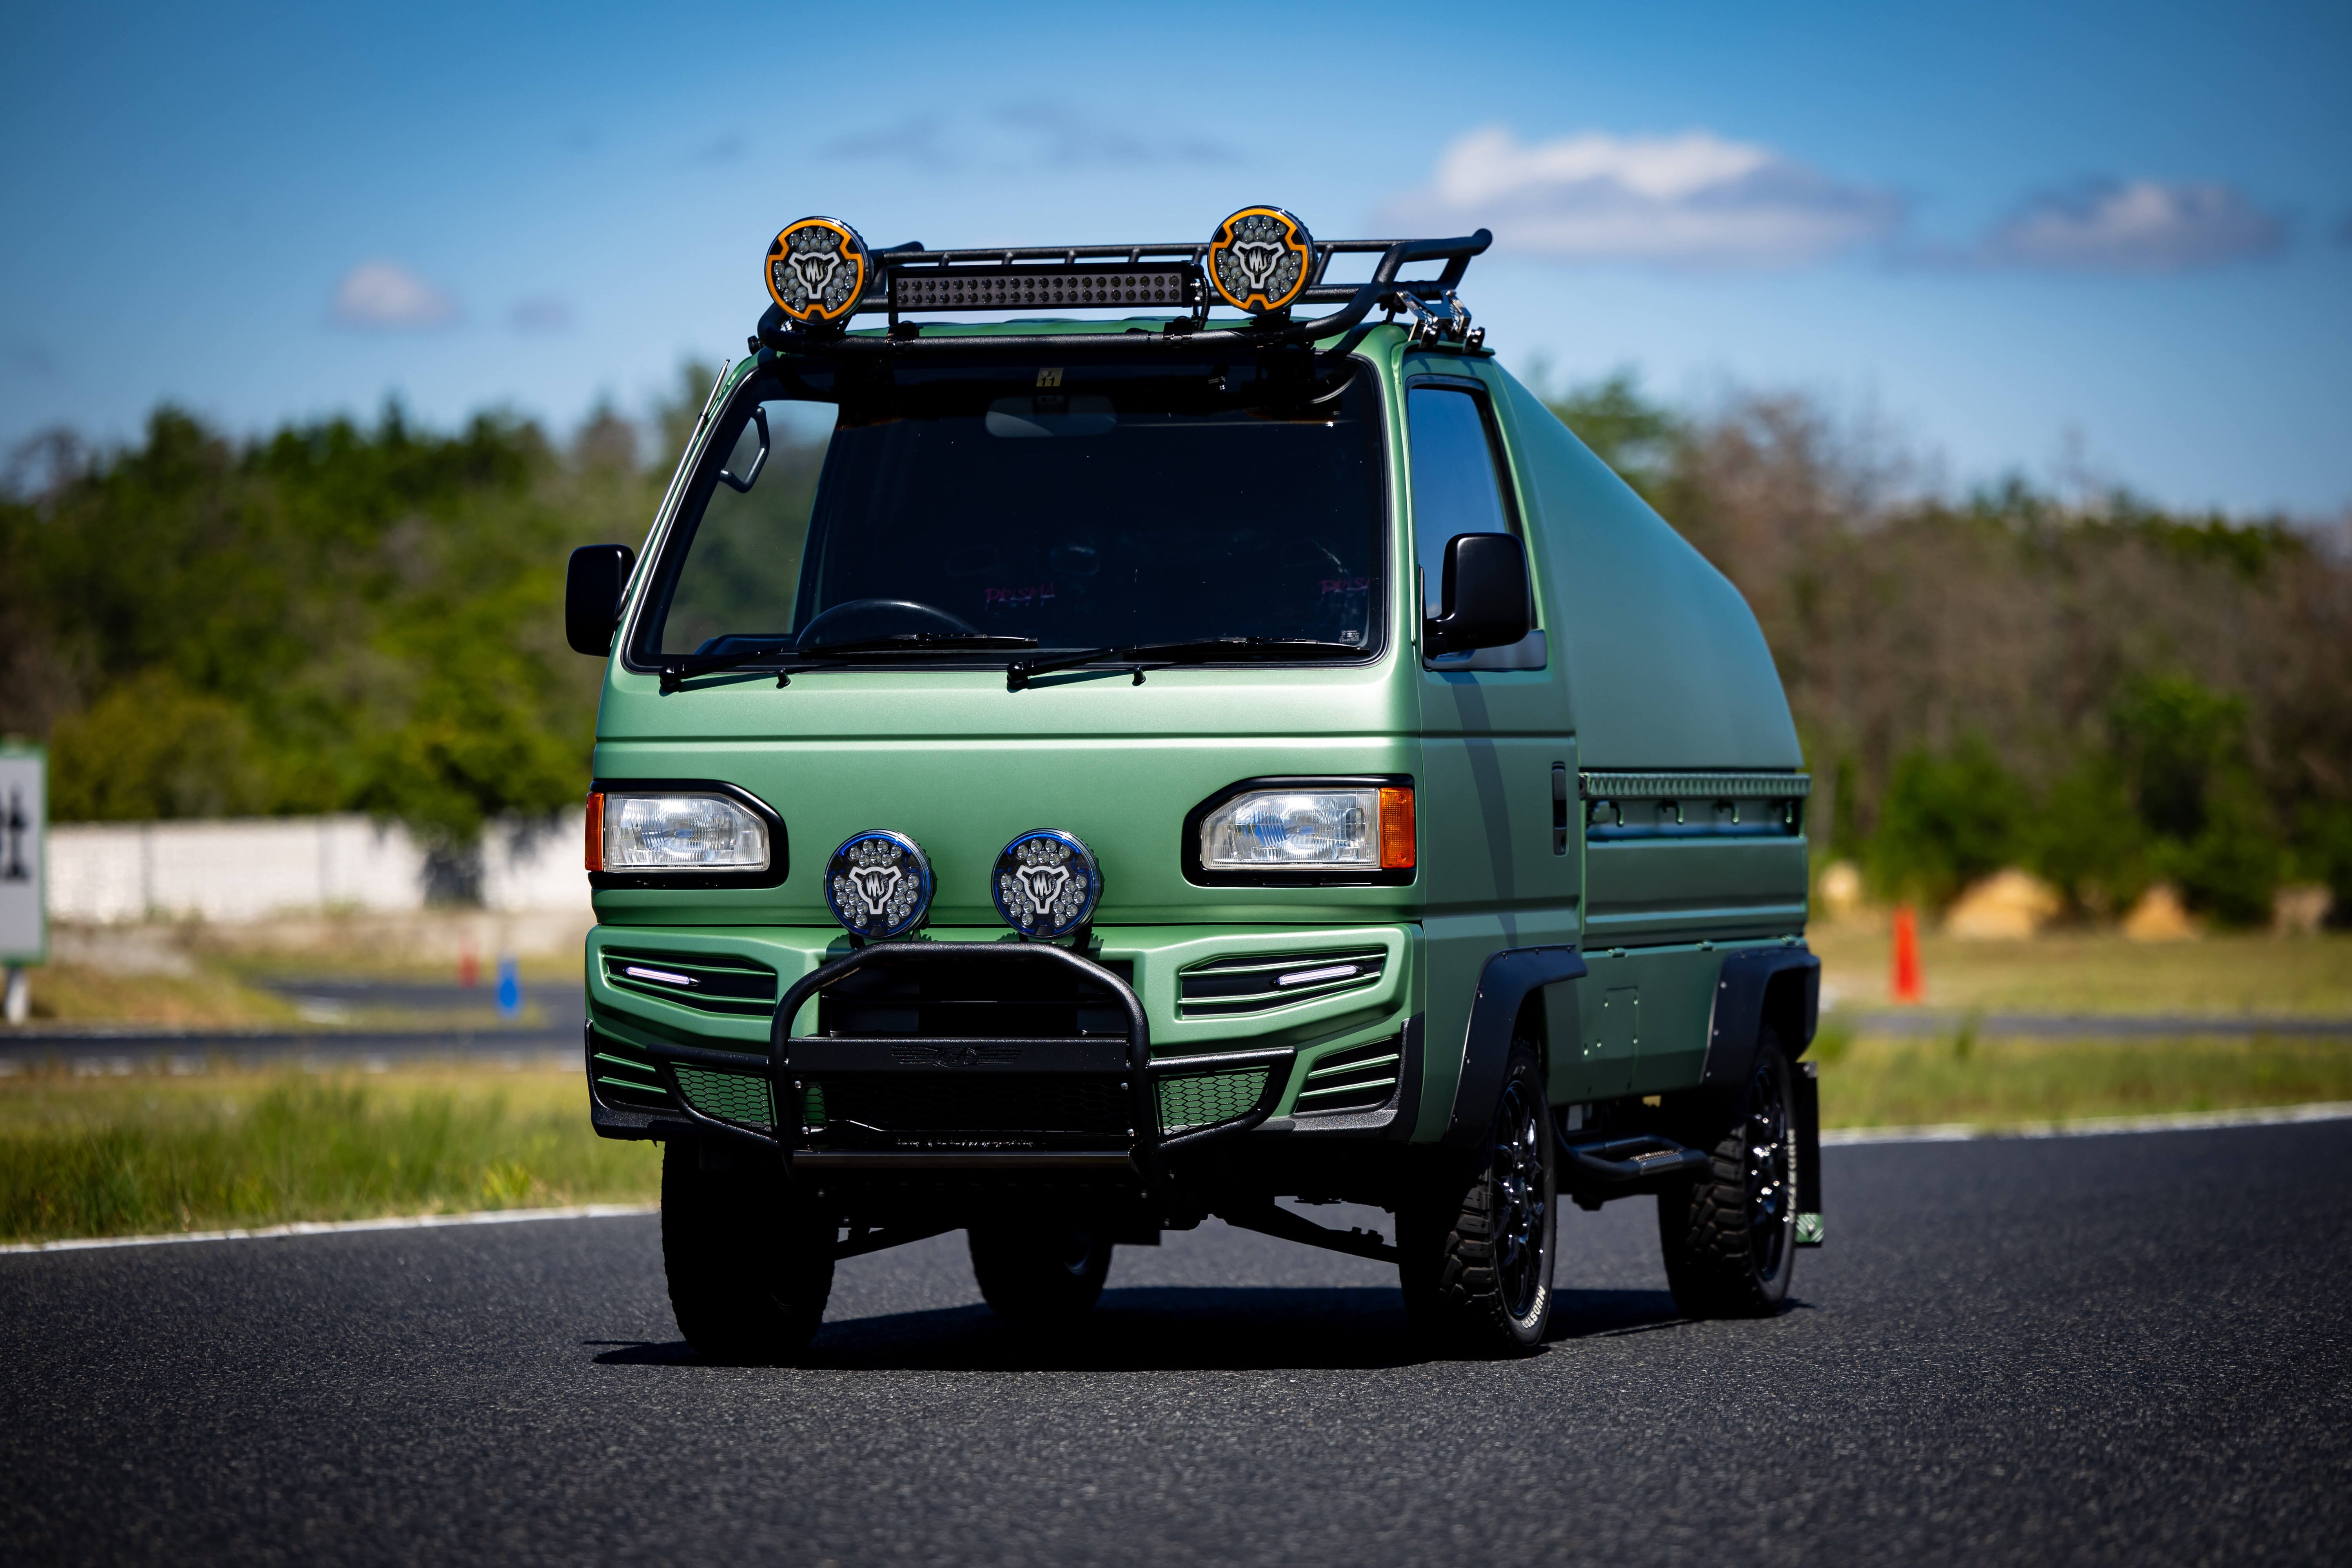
[{"xmin": 49, "ymin": 812, "xmax": 591, "ymax": 923}]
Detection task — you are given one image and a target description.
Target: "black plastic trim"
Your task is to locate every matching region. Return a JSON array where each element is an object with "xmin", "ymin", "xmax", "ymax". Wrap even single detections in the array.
[
  {"xmin": 1442, "ymin": 946, "xmax": 1589, "ymax": 1147},
  {"xmin": 1180, "ymin": 775, "xmax": 1417, "ymax": 888},
  {"xmin": 1795, "ymin": 1058, "xmax": 1823, "ymax": 1245},
  {"xmin": 586, "ymin": 778, "xmax": 788, "ymax": 891},
  {"xmin": 1283, "ymin": 1013, "xmax": 1425, "ymax": 1139},
  {"xmin": 1699, "ymin": 944, "xmax": 1822, "ymax": 1090}
]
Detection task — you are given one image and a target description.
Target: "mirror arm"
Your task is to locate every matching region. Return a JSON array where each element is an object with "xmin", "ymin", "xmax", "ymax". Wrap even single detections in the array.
[{"xmin": 718, "ymin": 405, "xmax": 769, "ymax": 493}]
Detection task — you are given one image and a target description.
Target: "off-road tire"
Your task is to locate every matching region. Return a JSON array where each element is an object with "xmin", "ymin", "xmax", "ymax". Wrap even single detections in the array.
[
  {"xmin": 662, "ymin": 1140, "xmax": 835, "ymax": 1363},
  {"xmin": 1399, "ymin": 1044, "xmax": 1555, "ymax": 1357},
  {"xmin": 968, "ymin": 1223, "xmax": 1114, "ymax": 1323},
  {"xmin": 1657, "ymin": 1027, "xmax": 1798, "ymax": 1318}
]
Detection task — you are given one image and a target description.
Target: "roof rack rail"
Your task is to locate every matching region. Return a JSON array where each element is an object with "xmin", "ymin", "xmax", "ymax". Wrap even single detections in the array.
[{"xmin": 751, "ymin": 210, "xmax": 1492, "ymax": 359}]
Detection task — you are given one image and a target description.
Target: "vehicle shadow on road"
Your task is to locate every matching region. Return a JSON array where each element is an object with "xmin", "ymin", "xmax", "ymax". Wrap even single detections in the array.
[
  {"xmin": 595, "ymin": 1285, "xmax": 1420, "ymax": 1372},
  {"xmin": 1545, "ymin": 1287, "xmax": 1690, "ymax": 1341},
  {"xmin": 591, "ymin": 1283, "xmax": 1703, "ymax": 1371}
]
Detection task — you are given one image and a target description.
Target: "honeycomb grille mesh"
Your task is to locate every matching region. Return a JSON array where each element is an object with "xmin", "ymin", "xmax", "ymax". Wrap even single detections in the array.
[
  {"xmin": 1158, "ymin": 1069, "xmax": 1269, "ymax": 1133},
  {"xmin": 673, "ymin": 1066, "xmax": 773, "ymax": 1128}
]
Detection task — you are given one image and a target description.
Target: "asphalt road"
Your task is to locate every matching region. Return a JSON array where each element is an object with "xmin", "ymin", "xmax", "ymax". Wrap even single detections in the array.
[{"xmin": 4, "ymin": 1123, "xmax": 2348, "ymax": 1566}]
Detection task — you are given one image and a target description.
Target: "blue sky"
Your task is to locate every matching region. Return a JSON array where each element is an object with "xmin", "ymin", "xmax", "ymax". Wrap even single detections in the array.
[{"xmin": 3, "ymin": 0, "xmax": 2347, "ymax": 514}]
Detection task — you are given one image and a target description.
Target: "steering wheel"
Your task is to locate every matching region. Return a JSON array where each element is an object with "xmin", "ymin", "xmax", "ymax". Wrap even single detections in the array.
[{"xmin": 796, "ymin": 598, "xmax": 980, "ymax": 648}]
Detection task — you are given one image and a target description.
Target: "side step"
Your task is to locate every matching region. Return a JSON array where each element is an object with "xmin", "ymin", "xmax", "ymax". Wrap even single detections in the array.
[{"xmin": 1559, "ymin": 1134, "xmax": 1712, "ymax": 1209}]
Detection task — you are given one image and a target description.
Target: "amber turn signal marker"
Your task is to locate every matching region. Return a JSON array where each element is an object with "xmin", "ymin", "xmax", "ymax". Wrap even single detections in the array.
[
  {"xmin": 1378, "ymin": 786, "xmax": 1415, "ymax": 870},
  {"xmin": 584, "ymin": 792, "xmax": 605, "ymax": 873}
]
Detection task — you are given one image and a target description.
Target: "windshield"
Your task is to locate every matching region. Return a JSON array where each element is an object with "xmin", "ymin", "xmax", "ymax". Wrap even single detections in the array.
[{"xmin": 630, "ymin": 355, "xmax": 1385, "ymax": 664}]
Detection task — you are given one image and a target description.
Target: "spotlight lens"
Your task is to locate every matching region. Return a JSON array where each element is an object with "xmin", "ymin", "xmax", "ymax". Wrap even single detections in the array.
[
  {"xmin": 991, "ymin": 829, "xmax": 1102, "ymax": 939},
  {"xmin": 823, "ymin": 830, "xmax": 933, "ymax": 939}
]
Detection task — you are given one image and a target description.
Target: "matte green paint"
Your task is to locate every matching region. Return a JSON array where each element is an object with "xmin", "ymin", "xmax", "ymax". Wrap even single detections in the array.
[{"xmin": 587, "ymin": 322, "xmax": 1806, "ymax": 1142}]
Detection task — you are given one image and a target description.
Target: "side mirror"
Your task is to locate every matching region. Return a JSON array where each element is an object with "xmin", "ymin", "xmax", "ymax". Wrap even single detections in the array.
[
  {"xmin": 1423, "ymin": 532, "xmax": 1531, "ymax": 656},
  {"xmin": 565, "ymin": 544, "xmax": 637, "ymax": 657}
]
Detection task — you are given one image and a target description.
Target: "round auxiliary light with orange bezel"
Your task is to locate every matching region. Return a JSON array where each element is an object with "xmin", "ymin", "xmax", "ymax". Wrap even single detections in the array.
[
  {"xmin": 1206, "ymin": 206, "xmax": 1315, "ymax": 316},
  {"xmin": 764, "ymin": 216, "xmax": 872, "ymax": 325}
]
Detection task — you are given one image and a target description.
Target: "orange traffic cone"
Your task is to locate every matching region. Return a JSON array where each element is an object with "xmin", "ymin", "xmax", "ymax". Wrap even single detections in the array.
[{"xmin": 1891, "ymin": 904, "xmax": 1924, "ymax": 1004}]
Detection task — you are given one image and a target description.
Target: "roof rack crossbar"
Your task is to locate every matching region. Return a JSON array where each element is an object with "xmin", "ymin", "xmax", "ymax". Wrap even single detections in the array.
[{"xmin": 760, "ymin": 230, "xmax": 1492, "ymax": 357}]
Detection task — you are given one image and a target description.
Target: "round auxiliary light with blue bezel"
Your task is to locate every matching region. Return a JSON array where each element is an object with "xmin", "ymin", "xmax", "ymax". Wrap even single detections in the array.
[
  {"xmin": 992, "ymin": 829, "xmax": 1102, "ymax": 940},
  {"xmin": 824, "ymin": 830, "xmax": 933, "ymax": 940}
]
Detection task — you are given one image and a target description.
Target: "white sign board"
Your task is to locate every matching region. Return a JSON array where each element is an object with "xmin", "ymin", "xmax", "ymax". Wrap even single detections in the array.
[{"xmin": 0, "ymin": 748, "xmax": 45, "ymax": 963}]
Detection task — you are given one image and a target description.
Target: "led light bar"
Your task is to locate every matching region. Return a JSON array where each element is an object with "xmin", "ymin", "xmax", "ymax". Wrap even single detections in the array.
[{"xmin": 891, "ymin": 268, "xmax": 1193, "ymax": 314}]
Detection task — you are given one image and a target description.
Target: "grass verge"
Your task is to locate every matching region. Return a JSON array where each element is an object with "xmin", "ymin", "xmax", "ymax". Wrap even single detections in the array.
[
  {"xmin": 1807, "ymin": 927, "xmax": 2352, "ymax": 1016},
  {"xmin": 0, "ymin": 1064, "xmax": 656, "ymax": 1245},
  {"xmin": 1812, "ymin": 1025, "xmax": 2352, "ymax": 1130},
  {"xmin": 7, "ymin": 1035, "xmax": 2350, "ymax": 1244}
]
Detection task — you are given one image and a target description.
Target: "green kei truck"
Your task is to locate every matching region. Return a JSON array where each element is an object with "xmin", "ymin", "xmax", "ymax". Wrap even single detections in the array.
[{"xmin": 565, "ymin": 208, "xmax": 1822, "ymax": 1361}]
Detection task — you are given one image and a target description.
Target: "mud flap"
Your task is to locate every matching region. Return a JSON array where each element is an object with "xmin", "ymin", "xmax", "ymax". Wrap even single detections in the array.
[{"xmin": 1794, "ymin": 1058, "xmax": 1824, "ymax": 1247}]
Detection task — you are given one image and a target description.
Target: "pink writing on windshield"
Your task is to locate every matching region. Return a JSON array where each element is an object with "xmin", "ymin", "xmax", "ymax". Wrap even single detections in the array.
[{"xmin": 985, "ymin": 584, "xmax": 1057, "ymax": 608}]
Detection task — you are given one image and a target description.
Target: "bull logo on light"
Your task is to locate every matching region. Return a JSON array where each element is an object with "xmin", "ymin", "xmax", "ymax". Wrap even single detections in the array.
[
  {"xmin": 1012, "ymin": 862, "xmax": 1070, "ymax": 914},
  {"xmin": 846, "ymin": 862, "xmax": 902, "ymax": 917},
  {"xmin": 1228, "ymin": 241, "xmax": 1289, "ymax": 293}
]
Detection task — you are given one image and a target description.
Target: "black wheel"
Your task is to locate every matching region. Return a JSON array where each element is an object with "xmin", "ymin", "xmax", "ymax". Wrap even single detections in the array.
[
  {"xmin": 661, "ymin": 1141, "xmax": 835, "ymax": 1363},
  {"xmin": 1399, "ymin": 1044, "xmax": 1556, "ymax": 1357},
  {"xmin": 968, "ymin": 1223, "xmax": 1114, "ymax": 1324},
  {"xmin": 1657, "ymin": 1027, "xmax": 1799, "ymax": 1318}
]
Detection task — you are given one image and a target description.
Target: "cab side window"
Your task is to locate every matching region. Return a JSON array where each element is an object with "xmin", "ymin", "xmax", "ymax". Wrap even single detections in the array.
[{"xmin": 1406, "ymin": 385, "xmax": 1519, "ymax": 621}]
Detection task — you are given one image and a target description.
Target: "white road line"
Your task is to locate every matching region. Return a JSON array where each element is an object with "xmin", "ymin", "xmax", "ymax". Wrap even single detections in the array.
[
  {"xmin": 2, "ymin": 1203, "xmax": 656, "ymax": 1255},
  {"xmin": 1822, "ymin": 1100, "xmax": 2352, "ymax": 1145}
]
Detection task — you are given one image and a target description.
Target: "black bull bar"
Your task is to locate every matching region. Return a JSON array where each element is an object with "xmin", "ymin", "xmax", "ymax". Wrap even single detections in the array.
[{"xmin": 633, "ymin": 942, "xmax": 1294, "ymax": 1197}]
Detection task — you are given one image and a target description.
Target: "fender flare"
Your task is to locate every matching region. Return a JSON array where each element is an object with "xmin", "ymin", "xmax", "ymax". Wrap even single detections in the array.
[
  {"xmin": 1442, "ymin": 945, "xmax": 1588, "ymax": 1145},
  {"xmin": 1699, "ymin": 945, "xmax": 1821, "ymax": 1091}
]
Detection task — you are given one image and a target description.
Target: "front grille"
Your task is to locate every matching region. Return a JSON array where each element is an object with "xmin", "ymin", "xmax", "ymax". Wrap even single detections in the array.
[
  {"xmin": 674, "ymin": 1065, "xmax": 774, "ymax": 1128},
  {"xmin": 1177, "ymin": 949, "xmax": 1387, "ymax": 1018},
  {"xmin": 812, "ymin": 1075, "xmax": 1132, "ymax": 1143},
  {"xmin": 1293, "ymin": 1036, "xmax": 1403, "ymax": 1116},
  {"xmin": 602, "ymin": 948, "xmax": 778, "ymax": 1017},
  {"xmin": 1158, "ymin": 1068, "xmax": 1269, "ymax": 1133},
  {"xmin": 818, "ymin": 956, "xmax": 1135, "ymax": 1038}
]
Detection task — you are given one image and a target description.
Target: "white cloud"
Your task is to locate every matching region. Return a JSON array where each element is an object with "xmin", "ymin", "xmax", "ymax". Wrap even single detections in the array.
[
  {"xmin": 1975, "ymin": 180, "xmax": 2285, "ymax": 272},
  {"xmin": 331, "ymin": 261, "xmax": 460, "ymax": 330},
  {"xmin": 1381, "ymin": 126, "xmax": 1902, "ymax": 268}
]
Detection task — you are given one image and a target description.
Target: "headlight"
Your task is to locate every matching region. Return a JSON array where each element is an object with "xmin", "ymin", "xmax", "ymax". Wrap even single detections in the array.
[
  {"xmin": 590, "ymin": 792, "xmax": 771, "ymax": 872},
  {"xmin": 1196, "ymin": 785, "xmax": 1414, "ymax": 872}
]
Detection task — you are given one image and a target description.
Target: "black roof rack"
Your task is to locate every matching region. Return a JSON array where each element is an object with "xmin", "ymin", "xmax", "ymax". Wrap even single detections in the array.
[{"xmin": 753, "ymin": 230, "xmax": 1493, "ymax": 359}]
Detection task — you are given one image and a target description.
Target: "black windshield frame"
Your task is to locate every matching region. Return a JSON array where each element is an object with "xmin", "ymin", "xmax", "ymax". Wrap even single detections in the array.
[{"xmin": 622, "ymin": 348, "xmax": 1392, "ymax": 675}]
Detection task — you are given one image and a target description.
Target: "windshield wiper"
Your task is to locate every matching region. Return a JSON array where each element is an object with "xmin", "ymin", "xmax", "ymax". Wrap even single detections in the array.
[
  {"xmin": 1005, "ymin": 637, "xmax": 1367, "ymax": 691},
  {"xmin": 658, "ymin": 633, "xmax": 1037, "ymax": 693}
]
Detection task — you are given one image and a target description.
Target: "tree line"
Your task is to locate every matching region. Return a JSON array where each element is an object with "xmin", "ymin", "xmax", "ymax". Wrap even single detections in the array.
[{"xmin": 3, "ymin": 365, "xmax": 2345, "ymax": 923}]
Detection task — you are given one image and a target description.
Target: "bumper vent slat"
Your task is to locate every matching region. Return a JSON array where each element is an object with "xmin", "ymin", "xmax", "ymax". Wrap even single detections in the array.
[
  {"xmin": 1293, "ymin": 1036, "xmax": 1404, "ymax": 1116},
  {"xmin": 601, "ymin": 948, "xmax": 779, "ymax": 1017},
  {"xmin": 1177, "ymin": 948, "xmax": 1387, "ymax": 1018}
]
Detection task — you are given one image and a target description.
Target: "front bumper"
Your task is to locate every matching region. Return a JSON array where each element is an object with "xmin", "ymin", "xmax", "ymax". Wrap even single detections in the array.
[{"xmin": 583, "ymin": 922, "xmax": 1418, "ymax": 1158}]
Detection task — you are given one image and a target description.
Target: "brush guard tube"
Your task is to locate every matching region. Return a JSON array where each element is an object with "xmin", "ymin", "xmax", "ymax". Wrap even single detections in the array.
[{"xmin": 633, "ymin": 942, "xmax": 1294, "ymax": 1205}]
